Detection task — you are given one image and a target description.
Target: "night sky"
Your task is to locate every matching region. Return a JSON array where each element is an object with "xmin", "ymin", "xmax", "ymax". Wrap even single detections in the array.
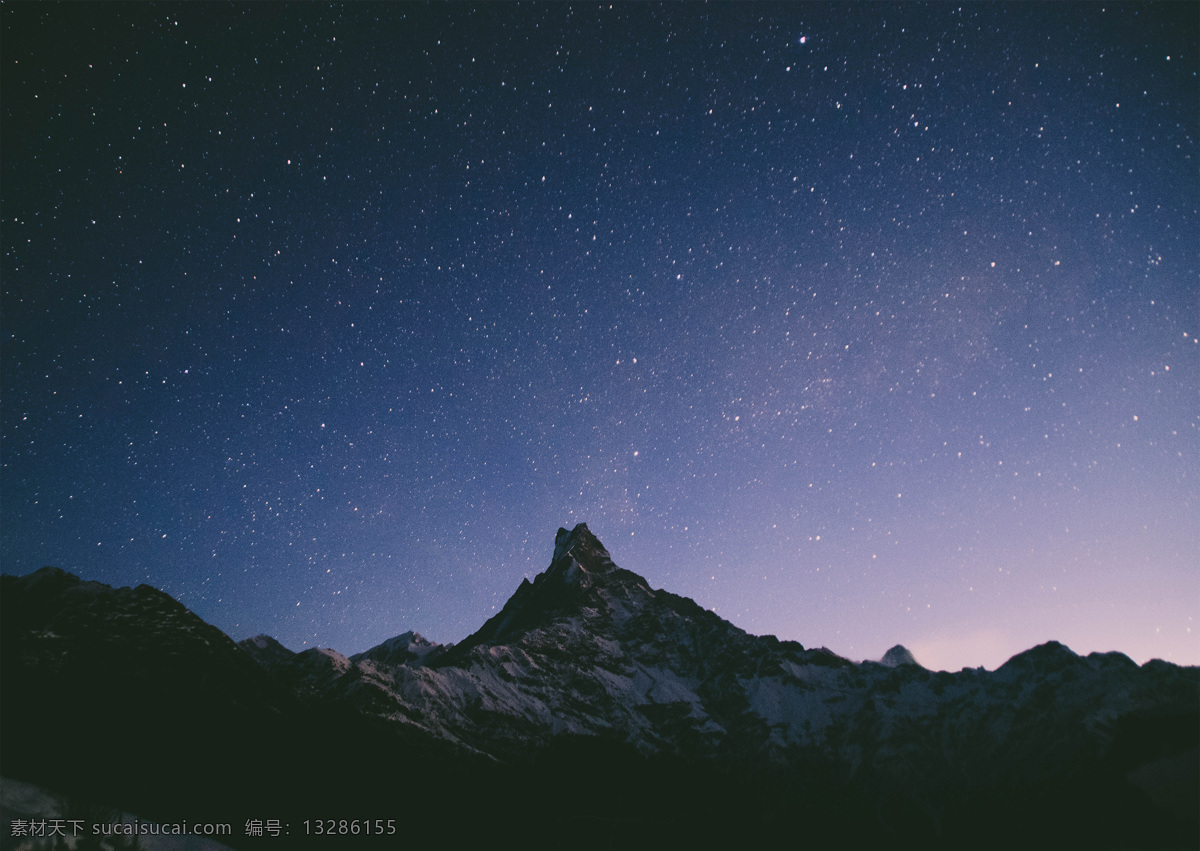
[{"xmin": 3, "ymin": 3, "xmax": 1196, "ymax": 671}]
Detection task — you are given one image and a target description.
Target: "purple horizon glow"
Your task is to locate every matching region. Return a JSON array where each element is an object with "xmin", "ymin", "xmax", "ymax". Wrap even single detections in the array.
[{"xmin": 2, "ymin": 4, "xmax": 1196, "ymax": 672}]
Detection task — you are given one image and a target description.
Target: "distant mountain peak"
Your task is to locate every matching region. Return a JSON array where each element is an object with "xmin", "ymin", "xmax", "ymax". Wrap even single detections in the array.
[
  {"xmin": 352, "ymin": 629, "xmax": 444, "ymax": 667},
  {"xmin": 238, "ymin": 634, "xmax": 296, "ymax": 671},
  {"xmin": 244, "ymin": 633, "xmax": 285, "ymax": 650},
  {"xmin": 22, "ymin": 565, "xmax": 79, "ymax": 585},
  {"xmin": 880, "ymin": 644, "xmax": 921, "ymax": 668},
  {"xmin": 998, "ymin": 640, "xmax": 1081, "ymax": 674}
]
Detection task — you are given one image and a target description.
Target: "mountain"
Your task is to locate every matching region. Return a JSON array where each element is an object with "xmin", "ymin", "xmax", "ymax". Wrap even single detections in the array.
[
  {"xmin": 349, "ymin": 629, "xmax": 444, "ymax": 667},
  {"xmin": 238, "ymin": 633, "xmax": 296, "ymax": 671},
  {"xmin": 323, "ymin": 523, "xmax": 861, "ymax": 759},
  {"xmin": 3, "ymin": 524, "xmax": 1197, "ymax": 850},
  {"xmin": 880, "ymin": 644, "xmax": 921, "ymax": 667},
  {"xmin": 0, "ymin": 565, "xmax": 496, "ymax": 849}
]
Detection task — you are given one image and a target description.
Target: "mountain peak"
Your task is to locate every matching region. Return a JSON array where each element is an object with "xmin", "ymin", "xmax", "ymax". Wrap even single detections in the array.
[
  {"xmin": 238, "ymin": 634, "xmax": 297, "ymax": 671},
  {"xmin": 352, "ymin": 630, "xmax": 444, "ymax": 667},
  {"xmin": 880, "ymin": 644, "xmax": 921, "ymax": 668},
  {"xmin": 551, "ymin": 523, "xmax": 616, "ymax": 583},
  {"xmin": 441, "ymin": 523, "xmax": 630, "ymax": 658},
  {"xmin": 998, "ymin": 640, "xmax": 1081, "ymax": 674}
]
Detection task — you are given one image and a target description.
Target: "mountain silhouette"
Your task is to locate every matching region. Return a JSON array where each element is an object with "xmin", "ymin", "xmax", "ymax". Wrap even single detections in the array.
[{"xmin": 3, "ymin": 525, "xmax": 1196, "ymax": 849}]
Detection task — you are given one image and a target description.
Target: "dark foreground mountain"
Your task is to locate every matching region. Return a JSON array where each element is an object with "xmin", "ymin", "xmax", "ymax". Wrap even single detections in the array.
[{"xmin": 3, "ymin": 525, "xmax": 1196, "ymax": 850}]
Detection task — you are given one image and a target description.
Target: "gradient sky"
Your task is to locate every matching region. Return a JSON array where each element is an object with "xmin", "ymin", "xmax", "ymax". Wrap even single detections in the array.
[{"xmin": 3, "ymin": 3, "xmax": 1196, "ymax": 672}]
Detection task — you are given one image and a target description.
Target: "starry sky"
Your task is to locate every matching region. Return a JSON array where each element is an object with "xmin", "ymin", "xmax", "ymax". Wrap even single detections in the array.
[{"xmin": 3, "ymin": 3, "xmax": 1196, "ymax": 671}]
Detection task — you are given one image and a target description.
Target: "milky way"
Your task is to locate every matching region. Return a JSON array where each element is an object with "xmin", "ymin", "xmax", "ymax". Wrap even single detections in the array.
[{"xmin": 2, "ymin": 3, "xmax": 1196, "ymax": 670}]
